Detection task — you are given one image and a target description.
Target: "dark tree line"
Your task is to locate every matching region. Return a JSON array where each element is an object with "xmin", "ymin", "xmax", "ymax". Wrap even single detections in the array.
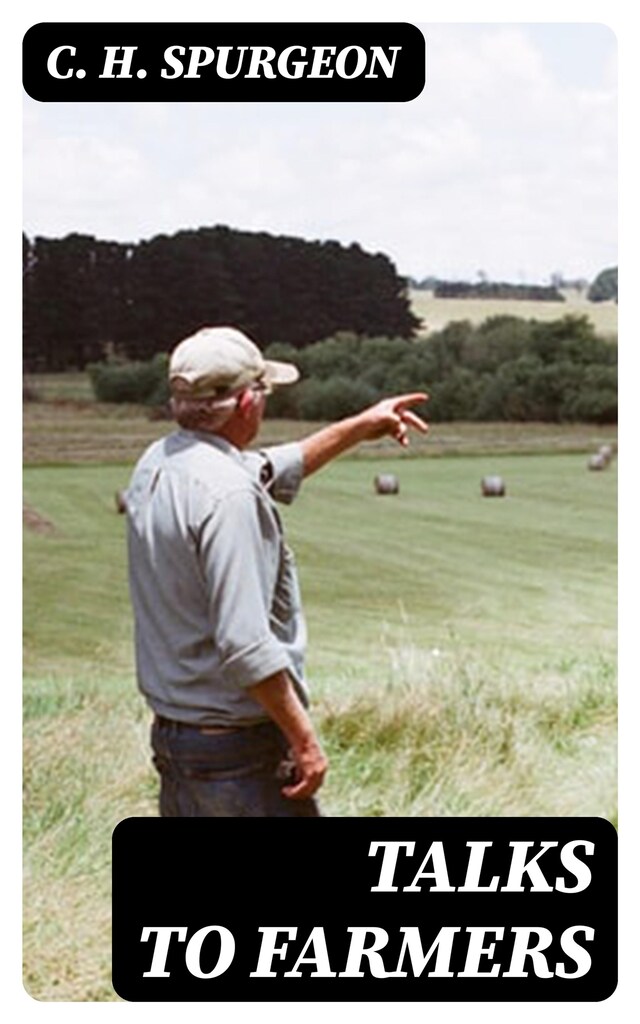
[
  {"xmin": 433, "ymin": 281, "xmax": 564, "ymax": 301},
  {"xmin": 23, "ymin": 227, "xmax": 419, "ymax": 371}
]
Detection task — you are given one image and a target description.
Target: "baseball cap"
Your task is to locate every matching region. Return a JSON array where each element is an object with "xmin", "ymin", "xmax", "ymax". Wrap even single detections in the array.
[{"xmin": 169, "ymin": 326, "xmax": 300, "ymax": 398}]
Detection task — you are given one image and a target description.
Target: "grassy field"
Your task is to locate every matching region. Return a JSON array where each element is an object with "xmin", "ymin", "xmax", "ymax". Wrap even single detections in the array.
[
  {"xmin": 409, "ymin": 288, "xmax": 618, "ymax": 338},
  {"xmin": 23, "ymin": 417, "xmax": 617, "ymax": 998}
]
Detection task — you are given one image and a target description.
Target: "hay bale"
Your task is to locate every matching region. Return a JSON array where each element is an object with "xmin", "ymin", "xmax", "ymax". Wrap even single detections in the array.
[
  {"xmin": 588, "ymin": 453, "xmax": 608, "ymax": 471},
  {"xmin": 481, "ymin": 475, "xmax": 506, "ymax": 497},
  {"xmin": 374, "ymin": 474, "xmax": 399, "ymax": 495},
  {"xmin": 598, "ymin": 444, "xmax": 614, "ymax": 464}
]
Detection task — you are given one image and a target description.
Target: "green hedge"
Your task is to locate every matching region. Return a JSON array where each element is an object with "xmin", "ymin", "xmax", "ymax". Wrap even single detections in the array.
[
  {"xmin": 265, "ymin": 316, "xmax": 616, "ymax": 424},
  {"xmin": 88, "ymin": 354, "xmax": 170, "ymax": 405},
  {"xmin": 86, "ymin": 315, "xmax": 617, "ymax": 424}
]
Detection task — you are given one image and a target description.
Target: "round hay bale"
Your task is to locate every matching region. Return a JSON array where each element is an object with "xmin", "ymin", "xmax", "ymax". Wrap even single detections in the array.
[
  {"xmin": 374, "ymin": 473, "xmax": 399, "ymax": 495},
  {"xmin": 598, "ymin": 444, "xmax": 614, "ymax": 464},
  {"xmin": 587, "ymin": 453, "xmax": 607, "ymax": 472},
  {"xmin": 481, "ymin": 475, "xmax": 506, "ymax": 497}
]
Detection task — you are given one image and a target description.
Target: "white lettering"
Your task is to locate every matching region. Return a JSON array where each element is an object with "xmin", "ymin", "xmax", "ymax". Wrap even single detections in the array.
[
  {"xmin": 100, "ymin": 46, "xmax": 138, "ymax": 79},
  {"xmin": 309, "ymin": 46, "xmax": 336, "ymax": 78},
  {"xmin": 458, "ymin": 842, "xmax": 500, "ymax": 892},
  {"xmin": 502, "ymin": 842, "xmax": 558, "ymax": 892},
  {"xmin": 369, "ymin": 841, "xmax": 415, "ymax": 891},
  {"xmin": 339, "ymin": 927, "xmax": 393, "ymax": 978},
  {"xmin": 141, "ymin": 926, "xmax": 187, "ymax": 978},
  {"xmin": 503, "ymin": 927, "xmax": 554, "ymax": 978},
  {"xmin": 246, "ymin": 46, "xmax": 277, "ymax": 79},
  {"xmin": 250, "ymin": 927, "xmax": 297, "ymax": 977},
  {"xmin": 47, "ymin": 45, "xmax": 76, "ymax": 80},
  {"xmin": 403, "ymin": 841, "xmax": 456, "ymax": 892},
  {"xmin": 556, "ymin": 841, "xmax": 594, "ymax": 893},
  {"xmin": 184, "ymin": 925, "xmax": 235, "ymax": 979},
  {"xmin": 277, "ymin": 45, "xmax": 308, "ymax": 79},
  {"xmin": 556, "ymin": 925, "xmax": 594, "ymax": 978},
  {"xmin": 365, "ymin": 46, "xmax": 402, "ymax": 78},
  {"xmin": 185, "ymin": 47, "xmax": 216, "ymax": 79},
  {"xmin": 283, "ymin": 926, "xmax": 337, "ymax": 977},
  {"xmin": 216, "ymin": 46, "xmax": 248, "ymax": 79},
  {"xmin": 393, "ymin": 926, "xmax": 460, "ymax": 978},
  {"xmin": 335, "ymin": 46, "xmax": 368, "ymax": 80},
  {"xmin": 458, "ymin": 927, "xmax": 504, "ymax": 977},
  {"xmin": 161, "ymin": 46, "xmax": 185, "ymax": 79}
]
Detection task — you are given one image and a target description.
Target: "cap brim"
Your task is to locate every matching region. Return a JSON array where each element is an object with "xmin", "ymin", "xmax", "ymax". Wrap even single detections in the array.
[{"xmin": 263, "ymin": 359, "xmax": 300, "ymax": 388}]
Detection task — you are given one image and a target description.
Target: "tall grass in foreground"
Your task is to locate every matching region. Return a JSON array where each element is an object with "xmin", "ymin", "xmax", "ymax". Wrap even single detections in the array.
[
  {"xmin": 23, "ymin": 676, "xmax": 154, "ymax": 1001},
  {"xmin": 23, "ymin": 645, "xmax": 616, "ymax": 1000},
  {"xmin": 318, "ymin": 647, "xmax": 616, "ymax": 820}
]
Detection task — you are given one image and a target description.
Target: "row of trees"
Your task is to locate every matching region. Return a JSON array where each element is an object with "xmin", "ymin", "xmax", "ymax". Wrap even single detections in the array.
[
  {"xmin": 409, "ymin": 268, "xmax": 618, "ymax": 302},
  {"xmin": 23, "ymin": 227, "xmax": 419, "ymax": 372},
  {"xmin": 433, "ymin": 281, "xmax": 564, "ymax": 301},
  {"xmin": 89, "ymin": 314, "xmax": 617, "ymax": 425}
]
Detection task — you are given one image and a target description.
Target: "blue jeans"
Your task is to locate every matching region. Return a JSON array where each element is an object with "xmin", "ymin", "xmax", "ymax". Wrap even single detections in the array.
[{"xmin": 151, "ymin": 717, "xmax": 321, "ymax": 817}]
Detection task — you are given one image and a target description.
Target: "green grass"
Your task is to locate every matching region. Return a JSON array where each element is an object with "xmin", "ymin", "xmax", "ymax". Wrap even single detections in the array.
[
  {"xmin": 285, "ymin": 455, "xmax": 616, "ymax": 677},
  {"xmin": 23, "ymin": 465, "xmax": 134, "ymax": 679},
  {"xmin": 318, "ymin": 654, "xmax": 616, "ymax": 818},
  {"xmin": 23, "ymin": 447, "xmax": 617, "ymax": 999},
  {"xmin": 23, "ymin": 674, "xmax": 155, "ymax": 1001},
  {"xmin": 24, "ymin": 454, "xmax": 616, "ymax": 682}
]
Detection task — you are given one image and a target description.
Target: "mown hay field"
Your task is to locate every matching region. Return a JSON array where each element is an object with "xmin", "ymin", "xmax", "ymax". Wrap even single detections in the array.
[
  {"xmin": 23, "ymin": 395, "xmax": 619, "ymax": 466},
  {"xmin": 409, "ymin": 288, "xmax": 618, "ymax": 337}
]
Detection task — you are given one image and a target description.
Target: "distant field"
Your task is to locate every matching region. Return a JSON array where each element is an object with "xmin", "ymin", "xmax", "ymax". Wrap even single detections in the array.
[
  {"xmin": 409, "ymin": 288, "xmax": 618, "ymax": 337},
  {"xmin": 25, "ymin": 372, "xmax": 95, "ymax": 402},
  {"xmin": 23, "ymin": 397, "xmax": 618, "ymax": 466}
]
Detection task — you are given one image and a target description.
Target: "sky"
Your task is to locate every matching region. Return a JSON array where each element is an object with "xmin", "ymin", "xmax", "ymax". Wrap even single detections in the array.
[{"xmin": 23, "ymin": 22, "xmax": 616, "ymax": 285}]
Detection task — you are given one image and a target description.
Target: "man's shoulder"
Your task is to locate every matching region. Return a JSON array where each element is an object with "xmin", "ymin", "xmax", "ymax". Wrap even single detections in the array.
[{"xmin": 136, "ymin": 431, "xmax": 257, "ymax": 497}]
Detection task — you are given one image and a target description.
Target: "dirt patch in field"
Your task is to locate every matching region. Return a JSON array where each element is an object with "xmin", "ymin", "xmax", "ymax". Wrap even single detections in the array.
[{"xmin": 23, "ymin": 505, "xmax": 57, "ymax": 535}]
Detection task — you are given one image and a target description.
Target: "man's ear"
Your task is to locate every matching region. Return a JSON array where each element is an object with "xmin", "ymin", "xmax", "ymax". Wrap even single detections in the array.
[{"xmin": 236, "ymin": 388, "xmax": 255, "ymax": 417}]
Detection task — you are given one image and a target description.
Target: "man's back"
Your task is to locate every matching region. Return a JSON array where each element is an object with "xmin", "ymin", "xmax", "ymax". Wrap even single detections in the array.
[{"xmin": 126, "ymin": 428, "xmax": 307, "ymax": 727}]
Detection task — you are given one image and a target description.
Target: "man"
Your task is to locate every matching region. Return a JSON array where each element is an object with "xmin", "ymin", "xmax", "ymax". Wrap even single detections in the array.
[{"xmin": 126, "ymin": 325, "xmax": 428, "ymax": 817}]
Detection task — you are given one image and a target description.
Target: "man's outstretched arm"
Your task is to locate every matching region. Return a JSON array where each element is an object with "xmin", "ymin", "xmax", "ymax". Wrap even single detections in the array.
[{"xmin": 299, "ymin": 392, "xmax": 429, "ymax": 477}]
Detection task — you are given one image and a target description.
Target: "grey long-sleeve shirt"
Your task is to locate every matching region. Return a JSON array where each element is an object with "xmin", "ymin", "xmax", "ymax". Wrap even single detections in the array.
[{"xmin": 125, "ymin": 429, "xmax": 308, "ymax": 726}]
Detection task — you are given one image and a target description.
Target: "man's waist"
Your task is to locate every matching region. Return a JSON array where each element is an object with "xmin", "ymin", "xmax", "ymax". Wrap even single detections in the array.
[{"xmin": 153, "ymin": 713, "xmax": 273, "ymax": 735}]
